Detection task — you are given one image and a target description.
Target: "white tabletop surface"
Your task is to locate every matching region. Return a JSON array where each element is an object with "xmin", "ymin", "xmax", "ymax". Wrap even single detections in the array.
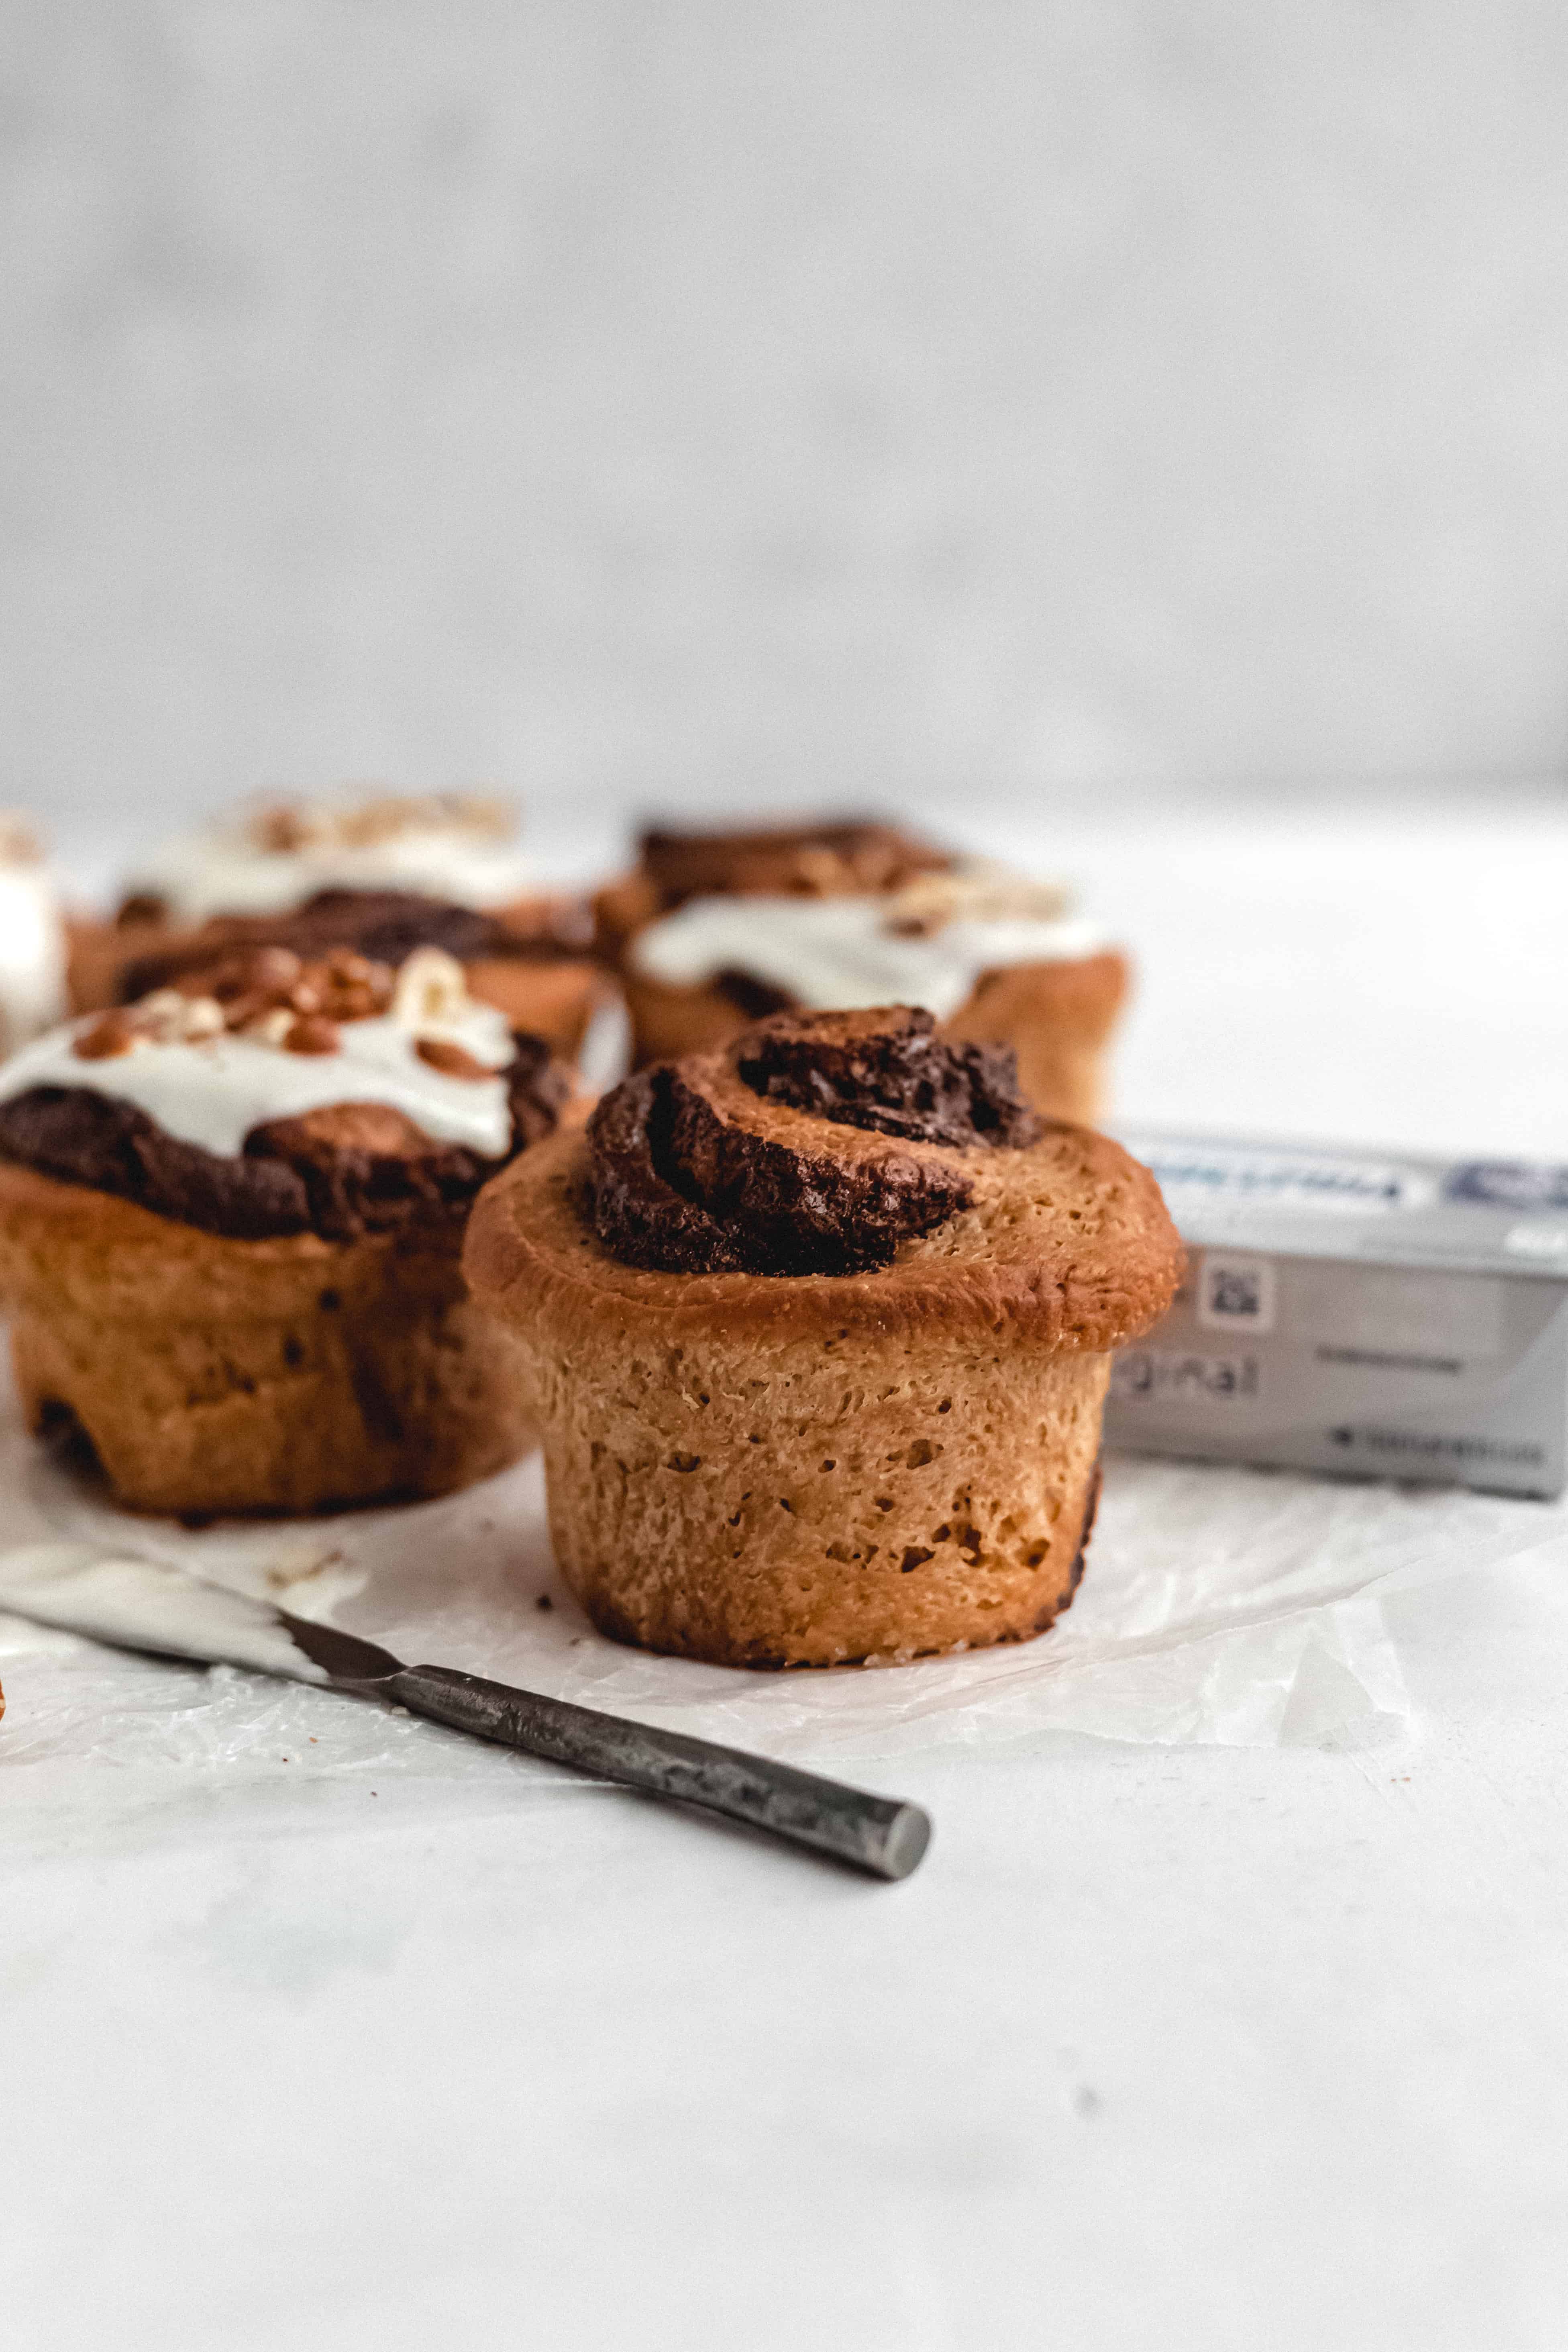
[{"xmin": 7, "ymin": 790, "xmax": 1568, "ymax": 2351}]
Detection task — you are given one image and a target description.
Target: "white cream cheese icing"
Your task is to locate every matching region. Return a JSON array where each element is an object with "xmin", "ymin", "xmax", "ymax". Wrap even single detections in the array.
[
  {"xmin": 125, "ymin": 793, "xmax": 536, "ymax": 921},
  {"xmin": 630, "ymin": 892, "xmax": 1108, "ymax": 1022},
  {"xmin": 0, "ymin": 984, "xmax": 519, "ymax": 1160},
  {"xmin": 0, "ymin": 824, "xmax": 67, "ymax": 1055},
  {"xmin": 0, "ymin": 1543, "xmax": 332, "ymax": 1683}
]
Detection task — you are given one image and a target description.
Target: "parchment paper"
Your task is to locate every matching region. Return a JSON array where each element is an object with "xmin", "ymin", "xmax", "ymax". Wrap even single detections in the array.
[{"xmin": 3, "ymin": 1365, "xmax": 1561, "ymax": 1785}]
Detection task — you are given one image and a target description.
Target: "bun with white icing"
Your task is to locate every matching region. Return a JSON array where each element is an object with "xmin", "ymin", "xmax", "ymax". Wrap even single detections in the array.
[
  {"xmin": 128, "ymin": 791, "xmax": 536, "ymax": 922},
  {"xmin": 593, "ymin": 818, "xmax": 1128, "ymax": 1124},
  {"xmin": 0, "ymin": 944, "xmax": 568, "ymax": 1518},
  {"xmin": 465, "ymin": 1007, "xmax": 1181, "ymax": 1667},
  {"xmin": 69, "ymin": 792, "xmax": 610, "ymax": 1075}
]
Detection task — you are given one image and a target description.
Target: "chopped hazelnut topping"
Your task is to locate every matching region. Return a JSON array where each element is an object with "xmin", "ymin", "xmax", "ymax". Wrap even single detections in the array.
[
  {"xmin": 283, "ymin": 1015, "xmax": 341, "ymax": 1055},
  {"xmin": 243, "ymin": 791, "xmax": 514, "ymax": 856},
  {"xmin": 416, "ymin": 1036, "xmax": 492, "ymax": 1080},
  {"xmin": 391, "ymin": 945, "xmax": 468, "ymax": 1031},
  {"xmin": 882, "ymin": 864, "xmax": 1073, "ymax": 938},
  {"xmin": 100, "ymin": 940, "xmax": 483, "ymax": 1066},
  {"xmin": 245, "ymin": 1007, "xmax": 296, "ymax": 1046},
  {"xmin": 137, "ymin": 989, "xmax": 226, "ymax": 1044},
  {"xmin": 312, "ymin": 947, "xmax": 395, "ymax": 1023},
  {"xmin": 254, "ymin": 803, "xmax": 318, "ymax": 854},
  {"xmin": 73, "ymin": 1010, "xmax": 141, "ymax": 1061}
]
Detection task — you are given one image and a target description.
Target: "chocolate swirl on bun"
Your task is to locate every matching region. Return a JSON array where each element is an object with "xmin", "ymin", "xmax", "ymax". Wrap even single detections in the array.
[
  {"xmin": 736, "ymin": 1008, "xmax": 1043, "ymax": 1148},
  {"xmin": 0, "ymin": 1040, "xmax": 564, "ymax": 1244},
  {"xmin": 587, "ymin": 1007, "xmax": 1042, "ymax": 1278},
  {"xmin": 0, "ymin": 944, "xmax": 570, "ymax": 1244},
  {"xmin": 464, "ymin": 1003, "xmax": 1181, "ymax": 1669}
]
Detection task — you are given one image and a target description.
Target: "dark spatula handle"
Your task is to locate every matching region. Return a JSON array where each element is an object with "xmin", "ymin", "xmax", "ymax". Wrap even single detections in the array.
[{"xmin": 385, "ymin": 1663, "xmax": 931, "ymax": 1881}]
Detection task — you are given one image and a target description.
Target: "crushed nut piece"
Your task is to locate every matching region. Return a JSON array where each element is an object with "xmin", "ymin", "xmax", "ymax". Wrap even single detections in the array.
[
  {"xmin": 137, "ymin": 989, "xmax": 226, "ymax": 1044},
  {"xmin": 243, "ymin": 791, "xmax": 515, "ymax": 856},
  {"xmin": 73, "ymin": 1010, "xmax": 141, "ymax": 1060},
  {"xmin": 114, "ymin": 940, "xmax": 473, "ymax": 1062},
  {"xmin": 284, "ymin": 1015, "xmax": 341, "ymax": 1055},
  {"xmin": 882, "ymin": 863, "xmax": 1074, "ymax": 938},
  {"xmin": 244, "ymin": 1007, "xmax": 295, "ymax": 1046},
  {"xmin": 416, "ymin": 1036, "xmax": 492, "ymax": 1080},
  {"xmin": 391, "ymin": 946, "xmax": 469, "ymax": 1031}
]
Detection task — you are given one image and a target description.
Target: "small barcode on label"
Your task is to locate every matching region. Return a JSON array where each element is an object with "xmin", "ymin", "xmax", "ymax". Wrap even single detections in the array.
[{"xmin": 1197, "ymin": 1252, "xmax": 1276, "ymax": 1335}]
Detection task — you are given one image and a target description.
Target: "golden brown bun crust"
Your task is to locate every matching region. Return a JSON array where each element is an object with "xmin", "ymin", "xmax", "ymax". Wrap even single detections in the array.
[
  {"xmin": 945, "ymin": 950, "xmax": 1130, "ymax": 1125},
  {"xmin": 65, "ymin": 913, "xmax": 131, "ymax": 1017},
  {"xmin": 466, "ymin": 1039, "xmax": 1175, "ymax": 1665},
  {"xmin": 465, "ymin": 1012, "xmax": 1175, "ymax": 1667},
  {"xmin": 466, "ymin": 1104, "xmax": 1181, "ymax": 1355},
  {"xmin": 592, "ymin": 869, "xmax": 669, "ymax": 963},
  {"xmin": 0, "ymin": 1163, "xmax": 533, "ymax": 1516},
  {"xmin": 461, "ymin": 956, "xmax": 610, "ymax": 1062},
  {"xmin": 530, "ymin": 1328, "xmax": 1108, "ymax": 1665}
]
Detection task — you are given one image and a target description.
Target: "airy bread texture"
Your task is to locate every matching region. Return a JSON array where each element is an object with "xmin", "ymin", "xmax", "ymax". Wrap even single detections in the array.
[
  {"xmin": 0, "ymin": 1162, "xmax": 533, "ymax": 1516},
  {"xmin": 465, "ymin": 1022, "xmax": 1181, "ymax": 1665}
]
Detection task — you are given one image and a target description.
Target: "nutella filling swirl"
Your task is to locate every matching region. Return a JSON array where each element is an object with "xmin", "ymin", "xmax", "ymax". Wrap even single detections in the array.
[
  {"xmin": 587, "ymin": 1008, "xmax": 1042, "ymax": 1278},
  {"xmin": 0, "ymin": 944, "xmax": 571, "ymax": 1242}
]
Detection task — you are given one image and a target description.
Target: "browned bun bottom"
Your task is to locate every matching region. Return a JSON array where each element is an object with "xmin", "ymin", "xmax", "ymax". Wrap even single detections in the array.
[
  {"xmin": 465, "ymin": 1031, "xmax": 1179, "ymax": 1666},
  {"xmin": 0, "ymin": 1162, "xmax": 534, "ymax": 1516},
  {"xmin": 614, "ymin": 949, "xmax": 1130, "ymax": 1126},
  {"xmin": 527, "ymin": 1299, "xmax": 1108, "ymax": 1666}
]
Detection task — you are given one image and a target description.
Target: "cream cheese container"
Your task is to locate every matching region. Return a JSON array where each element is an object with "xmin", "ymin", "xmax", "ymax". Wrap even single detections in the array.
[{"xmin": 1105, "ymin": 1134, "xmax": 1568, "ymax": 1499}]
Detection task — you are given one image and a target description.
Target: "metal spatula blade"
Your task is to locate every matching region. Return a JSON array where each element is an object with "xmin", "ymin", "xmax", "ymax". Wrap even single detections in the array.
[{"xmin": 0, "ymin": 1544, "xmax": 931, "ymax": 1882}]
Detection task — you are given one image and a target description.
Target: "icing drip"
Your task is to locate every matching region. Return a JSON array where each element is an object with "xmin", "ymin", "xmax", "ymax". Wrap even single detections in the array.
[
  {"xmin": 630, "ymin": 890, "xmax": 1107, "ymax": 1021},
  {"xmin": 0, "ymin": 947, "xmax": 519, "ymax": 1159}
]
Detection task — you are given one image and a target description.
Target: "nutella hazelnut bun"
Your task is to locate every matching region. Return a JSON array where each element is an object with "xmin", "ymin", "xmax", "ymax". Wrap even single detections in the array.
[
  {"xmin": 591, "ymin": 817, "xmax": 1128, "ymax": 1124},
  {"xmin": 0, "ymin": 946, "xmax": 571, "ymax": 1516},
  {"xmin": 465, "ymin": 1007, "xmax": 1181, "ymax": 1667},
  {"xmin": 67, "ymin": 789, "xmax": 610, "ymax": 1063}
]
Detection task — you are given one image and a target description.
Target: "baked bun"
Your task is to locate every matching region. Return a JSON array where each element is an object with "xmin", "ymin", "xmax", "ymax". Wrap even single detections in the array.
[
  {"xmin": 465, "ymin": 1007, "xmax": 1181, "ymax": 1666},
  {"xmin": 591, "ymin": 817, "xmax": 1128, "ymax": 1124},
  {"xmin": 0, "ymin": 944, "xmax": 569, "ymax": 1516},
  {"xmin": 69, "ymin": 793, "xmax": 611, "ymax": 1071}
]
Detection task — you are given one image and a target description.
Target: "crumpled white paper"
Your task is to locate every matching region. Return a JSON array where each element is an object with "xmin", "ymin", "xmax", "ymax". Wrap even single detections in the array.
[{"xmin": 1, "ymin": 1366, "xmax": 1563, "ymax": 1777}]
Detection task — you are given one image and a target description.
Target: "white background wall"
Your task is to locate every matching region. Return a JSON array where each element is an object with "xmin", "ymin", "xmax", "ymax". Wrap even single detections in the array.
[{"xmin": 4, "ymin": 2, "xmax": 1568, "ymax": 843}]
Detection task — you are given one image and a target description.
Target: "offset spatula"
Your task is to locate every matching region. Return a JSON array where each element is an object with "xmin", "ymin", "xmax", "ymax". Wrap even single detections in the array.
[{"xmin": 0, "ymin": 1544, "xmax": 930, "ymax": 1881}]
